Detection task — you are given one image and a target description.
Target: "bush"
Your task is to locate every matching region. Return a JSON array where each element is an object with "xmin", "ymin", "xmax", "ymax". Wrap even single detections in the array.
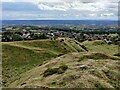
[
  {"xmin": 57, "ymin": 65, "xmax": 68, "ymax": 74},
  {"xmin": 95, "ymin": 83, "xmax": 104, "ymax": 90},
  {"xmin": 59, "ymin": 65, "xmax": 68, "ymax": 71},
  {"xmin": 43, "ymin": 64, "xmax": 68, "ymax": 77},
  {"xmin": 12, "ymin": 34, "xmax": 23, "ymax": 41},
  {"xmin": 43, "ymin": 68, "xmax": 58, "ymax": 77}
]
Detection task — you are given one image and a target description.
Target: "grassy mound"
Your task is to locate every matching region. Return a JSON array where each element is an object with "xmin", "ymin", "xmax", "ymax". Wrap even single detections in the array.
[
  {"xmin": 79, "ymin": 53, "xmax": 119, "ymax": 61},
  {"xmin": 2, "ymin": 40, "xmax": 120, "ymax": 89},
  {"xmin": 2, "ymin": 44, "xmax": 56, "ymax": 86},
  {"xmin": 82, "ymin": 40, "xmax": 118, "ymax": 56},
  {"xmin": 2, "ymin": 39, "xmax": 83, "ymax": 87},
  {"xmin": 84, "ymin": 53, "xmax": 116, "ymax": 60},
  {"xmin": 92, "ymin": 40, "xmax": 106, "ymax": 45}
]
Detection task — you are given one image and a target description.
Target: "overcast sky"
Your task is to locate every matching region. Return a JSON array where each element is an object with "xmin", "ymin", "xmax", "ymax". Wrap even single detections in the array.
[{"xmin": 1, "ymin": 0, "xmax": 119, "ymax": 20}]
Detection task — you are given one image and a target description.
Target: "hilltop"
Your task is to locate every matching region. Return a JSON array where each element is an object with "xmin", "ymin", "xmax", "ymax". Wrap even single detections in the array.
[
  {"xmin": 2, "ymin": 39, "xmax": 120, "ymax": 89},
  {"xmin": 2, "ymin": 38, "xmax": 85, "ymax": 87}
]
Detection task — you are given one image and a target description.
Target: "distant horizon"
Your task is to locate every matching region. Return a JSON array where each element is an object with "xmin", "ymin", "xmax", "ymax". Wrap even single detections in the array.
[
  {"xmin": 2, "ymin": 19, "xmax": 118, "ymax": 26},
  {"xmin": 1, "ymin": 19, "xmax": 118, "ymax": 21}
]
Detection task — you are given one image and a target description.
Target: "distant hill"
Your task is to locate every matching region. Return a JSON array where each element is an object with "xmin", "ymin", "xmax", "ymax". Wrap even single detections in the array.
[{"xmin": 2, "ymin": 20, "xmax": 117, "ymax": 26}]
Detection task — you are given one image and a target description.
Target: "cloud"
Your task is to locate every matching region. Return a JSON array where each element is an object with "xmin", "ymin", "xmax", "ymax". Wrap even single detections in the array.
[
  {"xmin": 101, "ymin": 13, "xmax": 114, "ymax": 17},
  {"xmin": 38, "ymin": 3, "xmax": 68, "ymax": 11},
  {"xmin": 2, "ymin": 0, "xmax": 119, "ymax": 20},
  {"xmin": 36, "ymin": 0, "xmax": 118, "ymax": 12},
  {"xmin": 1, "ymin": 0, "xmax": 15, "ymax": 2}
]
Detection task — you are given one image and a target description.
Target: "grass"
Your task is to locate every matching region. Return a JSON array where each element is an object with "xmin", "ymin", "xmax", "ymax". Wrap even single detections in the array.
[
  {"xmin": 95, "ymin": 83, "xmax": 105, "ymax": 90},
  {"xmin": 82, "ymin": 40, "xmax": 118, "ymax": 56},
  {"xmin": 84, "ymin": 53, "xmax": 118, "ymax": 60},
  {"xmin": 2, "ymin": 44, "xmax": 57, "ymax": 86},
  {"xmin": 92, "ymin": 40, "xmax": 106, "ymax": 45},
  {"xmin": 78, "ymin": 52, "xmax": 119, "ymax": 62},
  {"xmin": 11, "ymin": 39, "xmax": 73, "ymax": 55},
  {"xmin": 102, "ymin": 69, "xmax": 120, "ymax": 89},
  {"xmin": 2, "ymin": 39, "xmax": 74, "ymax": 87},
  {"xmin": 2, "ymin": 39, "xmax": 120, "ymax": 88}
]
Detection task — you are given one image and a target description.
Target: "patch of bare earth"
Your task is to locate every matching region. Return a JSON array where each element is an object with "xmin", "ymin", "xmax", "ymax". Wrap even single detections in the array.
[{"xmin": 33, "ymin": 50, "xmax": 47, "ymax": 53}]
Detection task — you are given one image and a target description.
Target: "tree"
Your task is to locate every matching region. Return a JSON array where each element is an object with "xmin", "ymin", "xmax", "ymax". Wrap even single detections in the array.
[{"xmin": 12, "ymin": 34, "xmax": 23, "ymax": 41}]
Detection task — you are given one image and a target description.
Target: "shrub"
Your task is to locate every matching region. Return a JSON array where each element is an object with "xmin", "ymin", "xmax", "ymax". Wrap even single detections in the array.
[
  {"xmin": 57, "ymin": 65, "xmax": 68, "ymax": 74},
  {"xmin": 95, "ymin": 83, "xmax": 104, "ymax": 90},
  {"xmin": 59, "ymin": 81, "xmax": 66, "ymax": 86},
  {"xmin": 12, "ymin": 34, "xmax": 23, "ymax": 41},
  {"xmin": 50, "ymin": 81, "xmax": 57, "ymax": 86},
  {"xmin": 43, "ymin": 64, "xmax": 68, "ymax": 77},
  {"xmin": 59, "ymin": 64, "xmax": 68, "ymax": 71},
  {"xmin": 43, "ymin": 68, "xmax": 58, "ymax": 77}
]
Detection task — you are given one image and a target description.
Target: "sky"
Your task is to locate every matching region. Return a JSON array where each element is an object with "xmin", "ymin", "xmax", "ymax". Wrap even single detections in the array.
[{"xmin": 1, "ymin": 0, "xmax": 119, "ymax": 20}]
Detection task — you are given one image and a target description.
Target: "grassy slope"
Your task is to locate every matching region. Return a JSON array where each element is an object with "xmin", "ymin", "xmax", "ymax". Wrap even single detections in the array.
[
  {"xmin": 82, "ymin": 40, "xmax": 118, "ymax": 56},
  {"xmin": 9, "ymin": 52, "xmax": 120, "ymax": 89},
  {"xmin": 2, "ymin": 39, "xmax": 120, "ymax": 89},
  {"xmin": 2, "ymin": 39, "xmax": 84, "ymax": 87}
]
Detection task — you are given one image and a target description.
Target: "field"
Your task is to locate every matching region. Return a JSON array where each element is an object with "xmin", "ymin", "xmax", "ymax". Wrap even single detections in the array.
[{"xmin": 2, "ymin": 39, "xmax": 120, "ymax": 89}]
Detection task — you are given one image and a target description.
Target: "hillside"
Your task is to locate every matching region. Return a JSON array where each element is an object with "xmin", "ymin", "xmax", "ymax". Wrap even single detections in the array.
[
  {"xmin": 2, "ymin": 38, "xmax": 84, "ymax": 87},
  {"xmin": 2, "ymin": 39, "xmax": 120, "ymax": 89}
]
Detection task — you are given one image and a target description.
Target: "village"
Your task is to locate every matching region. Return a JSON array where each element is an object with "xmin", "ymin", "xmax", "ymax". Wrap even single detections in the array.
[{"xmin": 1, "ymin": 24, "xmax": 120, "ymax": 45}]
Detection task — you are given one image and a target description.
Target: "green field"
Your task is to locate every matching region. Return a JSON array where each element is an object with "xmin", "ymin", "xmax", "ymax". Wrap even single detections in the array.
[{"xmin": 2, "ymin": 39, "xmax": 120, "ymax": 89}]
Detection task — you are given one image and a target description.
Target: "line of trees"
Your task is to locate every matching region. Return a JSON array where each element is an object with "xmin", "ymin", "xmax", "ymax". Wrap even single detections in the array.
[{"xmin": 2, "ymin": 31, "xmax": 48, "ymax": 42}]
